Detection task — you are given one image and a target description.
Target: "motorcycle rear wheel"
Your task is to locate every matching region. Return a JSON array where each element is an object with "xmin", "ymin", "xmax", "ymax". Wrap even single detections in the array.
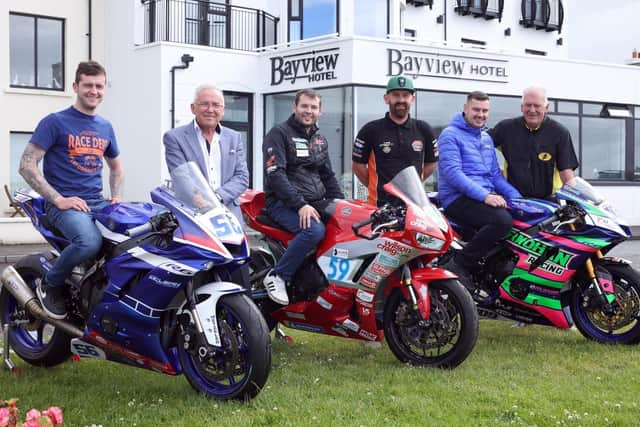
[
  {"xmin": 383, "ymin": 279, "xmax": 478, "ymax": 368},
  {"xmin": 177, "ymin": 293, "xmax": 272, "ymax": 400},
  {"xmin": 0, "ymin": 255, "xmax": 71, "ymax": 367},
  {"xmin": 571, "ymin": 262, "xmax": 640, "ymax": 344}
]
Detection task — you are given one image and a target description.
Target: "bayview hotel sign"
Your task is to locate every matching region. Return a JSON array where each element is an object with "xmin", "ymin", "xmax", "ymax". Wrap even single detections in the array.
[
  {"xmin": 387, "ymin": 48, "xmax": 509, "ymax": 83},
  {"xmin": 270, "ymin": 48, "xmax": 340, "ymax": 85}
]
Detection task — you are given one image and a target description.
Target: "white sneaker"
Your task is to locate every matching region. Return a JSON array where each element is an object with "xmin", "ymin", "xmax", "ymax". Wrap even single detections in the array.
[{"xmin": 263, "ymin": 270, "xmax": 289, "ymax": 305}]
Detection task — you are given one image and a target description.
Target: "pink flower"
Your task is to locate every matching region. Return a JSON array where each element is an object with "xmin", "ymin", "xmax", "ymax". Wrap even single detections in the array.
[
  {"xmin": 21, "ymin": 421, "xmax": 41, "ymax": 427},
  {"xmin": 24, "ymin": 410, "xmax": 40, "ymax": 423},
  {"xmin": 0, "ymin": 407, "xmax": 11, "ymax": 427},
  {"xmin": 42, "ymin": 407, "xmax": 63, "ymax": 426}
]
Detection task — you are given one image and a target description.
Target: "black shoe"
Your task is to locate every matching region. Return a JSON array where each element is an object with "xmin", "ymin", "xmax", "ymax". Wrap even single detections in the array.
[
  {"xmin": 36, "ymin": 280, "xmax": 67, "ymax": 320},
  {"xmin": 442, "ymin": 258, "xmax": 475, "ymax": 292}
]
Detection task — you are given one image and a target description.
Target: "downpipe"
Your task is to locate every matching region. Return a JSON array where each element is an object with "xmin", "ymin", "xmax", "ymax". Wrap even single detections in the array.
[{"xmin": 1, "ymin": 266, "xmax": 84, "ymax": 338}]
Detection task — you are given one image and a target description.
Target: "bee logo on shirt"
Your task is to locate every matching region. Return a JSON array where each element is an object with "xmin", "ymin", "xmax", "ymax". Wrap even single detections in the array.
[{"xmin": 538, "ymin": 152, "xmax": 553, "ymax": 161}]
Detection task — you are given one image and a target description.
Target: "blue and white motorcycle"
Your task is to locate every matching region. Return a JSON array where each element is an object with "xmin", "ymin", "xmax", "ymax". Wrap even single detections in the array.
[{"xmin": 0, "ymin": 162, "xmax": 271, "ymax": 400}]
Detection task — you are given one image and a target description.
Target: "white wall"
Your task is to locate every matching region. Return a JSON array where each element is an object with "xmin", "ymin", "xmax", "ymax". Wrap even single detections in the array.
[{"xmin": 401, "ymin": 0, "xmax": 568, "ymax": 57}]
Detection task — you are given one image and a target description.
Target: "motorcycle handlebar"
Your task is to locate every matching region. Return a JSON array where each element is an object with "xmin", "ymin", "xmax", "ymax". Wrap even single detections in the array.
[
  {"xmin": 124, "ymin": 221, "xmax": 154, "ymax": 237},
  {"xmin": 124, "ymin": 211, "xmax": 177, "ymax": 237}
]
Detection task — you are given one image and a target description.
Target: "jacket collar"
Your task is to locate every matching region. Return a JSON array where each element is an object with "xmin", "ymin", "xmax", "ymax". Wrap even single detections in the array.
[{"xmin": 287, "ymin": 114, "xmax": 318, "ymax": 136}]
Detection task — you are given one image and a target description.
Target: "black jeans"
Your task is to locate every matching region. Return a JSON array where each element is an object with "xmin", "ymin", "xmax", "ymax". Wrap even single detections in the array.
[{"xmin": 444, "ymin": 196, "xmax": 513, "ymax": 271}]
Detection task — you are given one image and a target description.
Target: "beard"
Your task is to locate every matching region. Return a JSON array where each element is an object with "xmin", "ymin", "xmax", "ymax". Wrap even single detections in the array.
[{"xmin": 389, "ymin": 103, "xmax": 409, "ymax": 119}]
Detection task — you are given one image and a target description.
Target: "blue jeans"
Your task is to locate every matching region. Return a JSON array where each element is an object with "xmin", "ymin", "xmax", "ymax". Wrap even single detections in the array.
[
  {"xmin": 266, "ymin": 200, "xmax": 326, "ymax": 281},
  {"xmin": 45, "ymin": 199, "xmax": 111, "ymax": 287}
]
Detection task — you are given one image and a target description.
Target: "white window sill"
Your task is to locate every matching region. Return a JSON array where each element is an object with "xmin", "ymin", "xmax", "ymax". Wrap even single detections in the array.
[{"xmin": 4, "ymin": 87, "xmax": 72, "ymax": 98}]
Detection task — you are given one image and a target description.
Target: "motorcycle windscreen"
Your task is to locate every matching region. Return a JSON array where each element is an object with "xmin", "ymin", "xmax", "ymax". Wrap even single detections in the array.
[
  {"xmin": 168, "ymin": 161, "xmax": 244, "ymax": 255},
  {"xmin": 557, "ymin": 176, "xmax": 629, "ymax": 232},
  {"xmin": 383, "ymin": 166, "xmax": 448, "ymax": 232}
]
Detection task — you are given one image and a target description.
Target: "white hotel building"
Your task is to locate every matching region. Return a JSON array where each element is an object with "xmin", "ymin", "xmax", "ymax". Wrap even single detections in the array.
[{"xmin": 2, "ymin": 0, "xmax": 640, "ymax": 242}]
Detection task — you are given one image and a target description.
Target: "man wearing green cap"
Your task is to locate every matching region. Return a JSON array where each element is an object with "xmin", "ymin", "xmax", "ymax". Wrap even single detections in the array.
[{"xmin": 352, "ymin": 76, "xmax": 438, "ymax": 206}]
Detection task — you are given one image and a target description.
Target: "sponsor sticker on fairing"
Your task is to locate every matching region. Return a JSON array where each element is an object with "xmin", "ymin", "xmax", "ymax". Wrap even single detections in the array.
[
  {"xmin": 356, "ymin": 289, "xmax": 375, "ymax": 303},
  {"xmin": 332, "ymin": 247, "xmax": 349, "ymax": 258},
  {"xmin": 316, "ymin": 296, "xmax": 333, "ymax": 310},
  {"xmin": 370, "ymin": 263, "xmax": 393, "ymax": 276},
  {"xmin": 359, "ymin": 329, "xmax": 377, "ymax": 341},
  {"xmin": 342, "ymin": 319, "xmax": 359, "ymax": 332},
  {"xmin": 377, "ymin": 253, "xmax": 400, "ymax": 267}
]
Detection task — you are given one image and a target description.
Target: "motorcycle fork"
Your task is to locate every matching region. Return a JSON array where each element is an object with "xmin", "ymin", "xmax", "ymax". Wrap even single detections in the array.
[
  {"xmin": 181, "ymin": 279, "xmax": 215, "ymax": 358},
  {"xmin": 402, "ymin": 265, "xmax": 431, "ymax": 320},
  {"xmin": 583, "ymin": 251, "xmax": 615, "ymax": 312}
]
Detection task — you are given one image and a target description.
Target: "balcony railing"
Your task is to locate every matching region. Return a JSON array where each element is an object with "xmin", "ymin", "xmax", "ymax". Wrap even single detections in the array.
[
  {"xmin": 455, "ymin": 0, "xmax": 504, "ymax": 21},
  {"xmin": 520, "ymin": 0, "xmax": 564, "ymax": 33},
  {"xmin": 142, "ymin": 0, "xmax": 279, "ymax": 51}
]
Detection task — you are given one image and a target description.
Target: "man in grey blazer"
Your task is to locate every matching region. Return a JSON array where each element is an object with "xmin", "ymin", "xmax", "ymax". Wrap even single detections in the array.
[
  {"xmin": 163, "ymin": 84, "xmax": 250, "ymax": 286},
  {"xmin": 163, "ymin": 84, "xmax": 249, "ymax": 224}
]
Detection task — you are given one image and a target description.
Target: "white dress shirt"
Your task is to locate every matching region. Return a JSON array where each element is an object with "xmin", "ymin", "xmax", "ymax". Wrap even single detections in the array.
[{"xmin": 194, "ymin": 121, "xmax": 222, "ymax": 191}]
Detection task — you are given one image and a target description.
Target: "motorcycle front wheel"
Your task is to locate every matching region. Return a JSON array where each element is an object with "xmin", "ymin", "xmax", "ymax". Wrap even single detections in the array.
[
  {"xmin": 571, "ymin": 262, "xmax": 640, "ymax": 344},
  {"xmin": 0, "ymin": 254, "xmax": 71, "ymax": 367},
  {"xmin": 177, "ymin": 293, "xmax": 272, "ymax": 400},
  {"xmin": 383, "ymin": 279, "xmax": 478, "ymax": 368}
]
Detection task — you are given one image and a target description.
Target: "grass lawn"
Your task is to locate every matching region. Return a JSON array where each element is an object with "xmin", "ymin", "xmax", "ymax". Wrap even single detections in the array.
[{"xmin": 2, "ymin": 319, "xmax": 640, "ymax": 426}]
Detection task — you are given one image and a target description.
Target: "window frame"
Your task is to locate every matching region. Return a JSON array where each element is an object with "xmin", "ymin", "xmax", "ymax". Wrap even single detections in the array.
[{"xmin": 9, "ymin": 12, "xmax": 65, "ymax": 91}]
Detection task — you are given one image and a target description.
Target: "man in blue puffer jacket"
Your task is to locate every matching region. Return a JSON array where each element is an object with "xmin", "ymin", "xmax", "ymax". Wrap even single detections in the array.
[{"xmin": 438, "ymin": 91, "xmax": 522, "ymax": 291}]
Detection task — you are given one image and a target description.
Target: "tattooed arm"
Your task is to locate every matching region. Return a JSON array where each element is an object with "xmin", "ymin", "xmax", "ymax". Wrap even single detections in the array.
[
  {"xmin": 105, "ymin": 156, "xmax": 124, "ymax": 203},
  {"xmin": 19, "ymin": 143, "xmax": 90, "ymax": 212},
  {"xmin": 19, "ymin": 143, "xmax": 61, "ymax": 203}
]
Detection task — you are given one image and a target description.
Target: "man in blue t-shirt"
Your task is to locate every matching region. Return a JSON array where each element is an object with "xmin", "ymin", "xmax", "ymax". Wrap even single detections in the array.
[{"xmin": 19, "ymin": 61, "xmax": 124, "ymax": 320}]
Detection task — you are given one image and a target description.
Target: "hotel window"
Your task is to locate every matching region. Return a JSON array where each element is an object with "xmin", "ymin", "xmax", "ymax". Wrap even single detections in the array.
[
  {"xmin": 185, "ymin": 0, "xmax": 227, "ymax": 48},
  {"xmin": 455, "ymin": 0, "xmax": 504, "ymax": 21},
  {"xmin": 581, "ymin": 103, "xmax": 627, "ymax": 181},
  {"xmin": 10, "ymin": 13, "xmax": 64, "ymax": 90},
  {"xmin": 288, "ymin": 0, "xmax": 338, "ymax": 41},
  {"xmin": 520, "ymin": 0, "xmax": 564, "ymax": 33}
]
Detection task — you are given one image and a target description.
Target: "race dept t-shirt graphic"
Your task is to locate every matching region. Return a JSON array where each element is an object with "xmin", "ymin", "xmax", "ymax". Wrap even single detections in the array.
[
  {"xmin": 68, "ymin": 130, "xmax": 110, "ymax": 173},
  {"xmin": 31, "ymin": 106, "xmax": 120, "ymax": 199}
]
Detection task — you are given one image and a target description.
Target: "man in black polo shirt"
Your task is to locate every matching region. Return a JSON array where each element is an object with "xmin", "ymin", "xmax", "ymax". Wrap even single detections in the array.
[
  {"xmin": 352, "ymin": 76, "xmax": 438, "ymax": 206},
  {"xmin": 490, "ymin": 87, "xmax": 578, "ymax": 200}
]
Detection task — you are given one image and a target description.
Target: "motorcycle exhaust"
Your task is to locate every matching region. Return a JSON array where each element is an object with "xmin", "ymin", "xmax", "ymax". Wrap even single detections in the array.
[{"xmin": 1, "ymin": 266, "xmax": 83, "ymax": 338}]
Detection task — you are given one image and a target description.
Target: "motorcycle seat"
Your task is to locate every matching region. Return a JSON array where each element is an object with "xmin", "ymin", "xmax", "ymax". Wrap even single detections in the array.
[
  {"xmin": 39, "ymin": 214, "xmax": 66, "ymax": 240},
  {"xmin": 254, "ymin": 209, "xmax": 295, "ymax": 241},
  {"xmin": 256, "ymin": 210, "xmax": 281, "ymax": 229}
]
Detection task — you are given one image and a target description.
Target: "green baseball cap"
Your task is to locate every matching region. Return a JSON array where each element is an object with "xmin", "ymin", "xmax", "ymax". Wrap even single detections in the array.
[{"xmin": 386, "ymin": 76, "xmax": 415, "ymax": 93}]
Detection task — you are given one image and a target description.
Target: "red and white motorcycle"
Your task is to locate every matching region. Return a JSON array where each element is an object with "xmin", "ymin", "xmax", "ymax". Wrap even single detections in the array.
[{"xmin": 241, "ymin": 167, "xmax": 478, "ymax": 368}]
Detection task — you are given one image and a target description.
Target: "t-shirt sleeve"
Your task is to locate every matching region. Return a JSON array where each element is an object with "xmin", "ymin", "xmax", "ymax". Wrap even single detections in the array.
[
  {"xmin": 30, "ymin": 114, "xmax": 58, "ymax": 151},
  {"xmin": 104, "ymin": 124, "xmax": 120, "ymax": 158},
  {"xmin": 556, "ymin": 127, "xmax": 579, "ymax": 171},
  {"xmin": 352, "ymin": 124, "xmax": 372, "ymax": 164},
  {"xmin": 419, "ymin": 121, "xmax": 438, "ymax": 163}
]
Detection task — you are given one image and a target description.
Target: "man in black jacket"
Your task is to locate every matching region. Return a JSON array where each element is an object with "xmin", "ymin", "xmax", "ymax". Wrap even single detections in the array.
[{"xmin": 262, "ymin": 89, "xmax": 344, "ymax": 305}]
